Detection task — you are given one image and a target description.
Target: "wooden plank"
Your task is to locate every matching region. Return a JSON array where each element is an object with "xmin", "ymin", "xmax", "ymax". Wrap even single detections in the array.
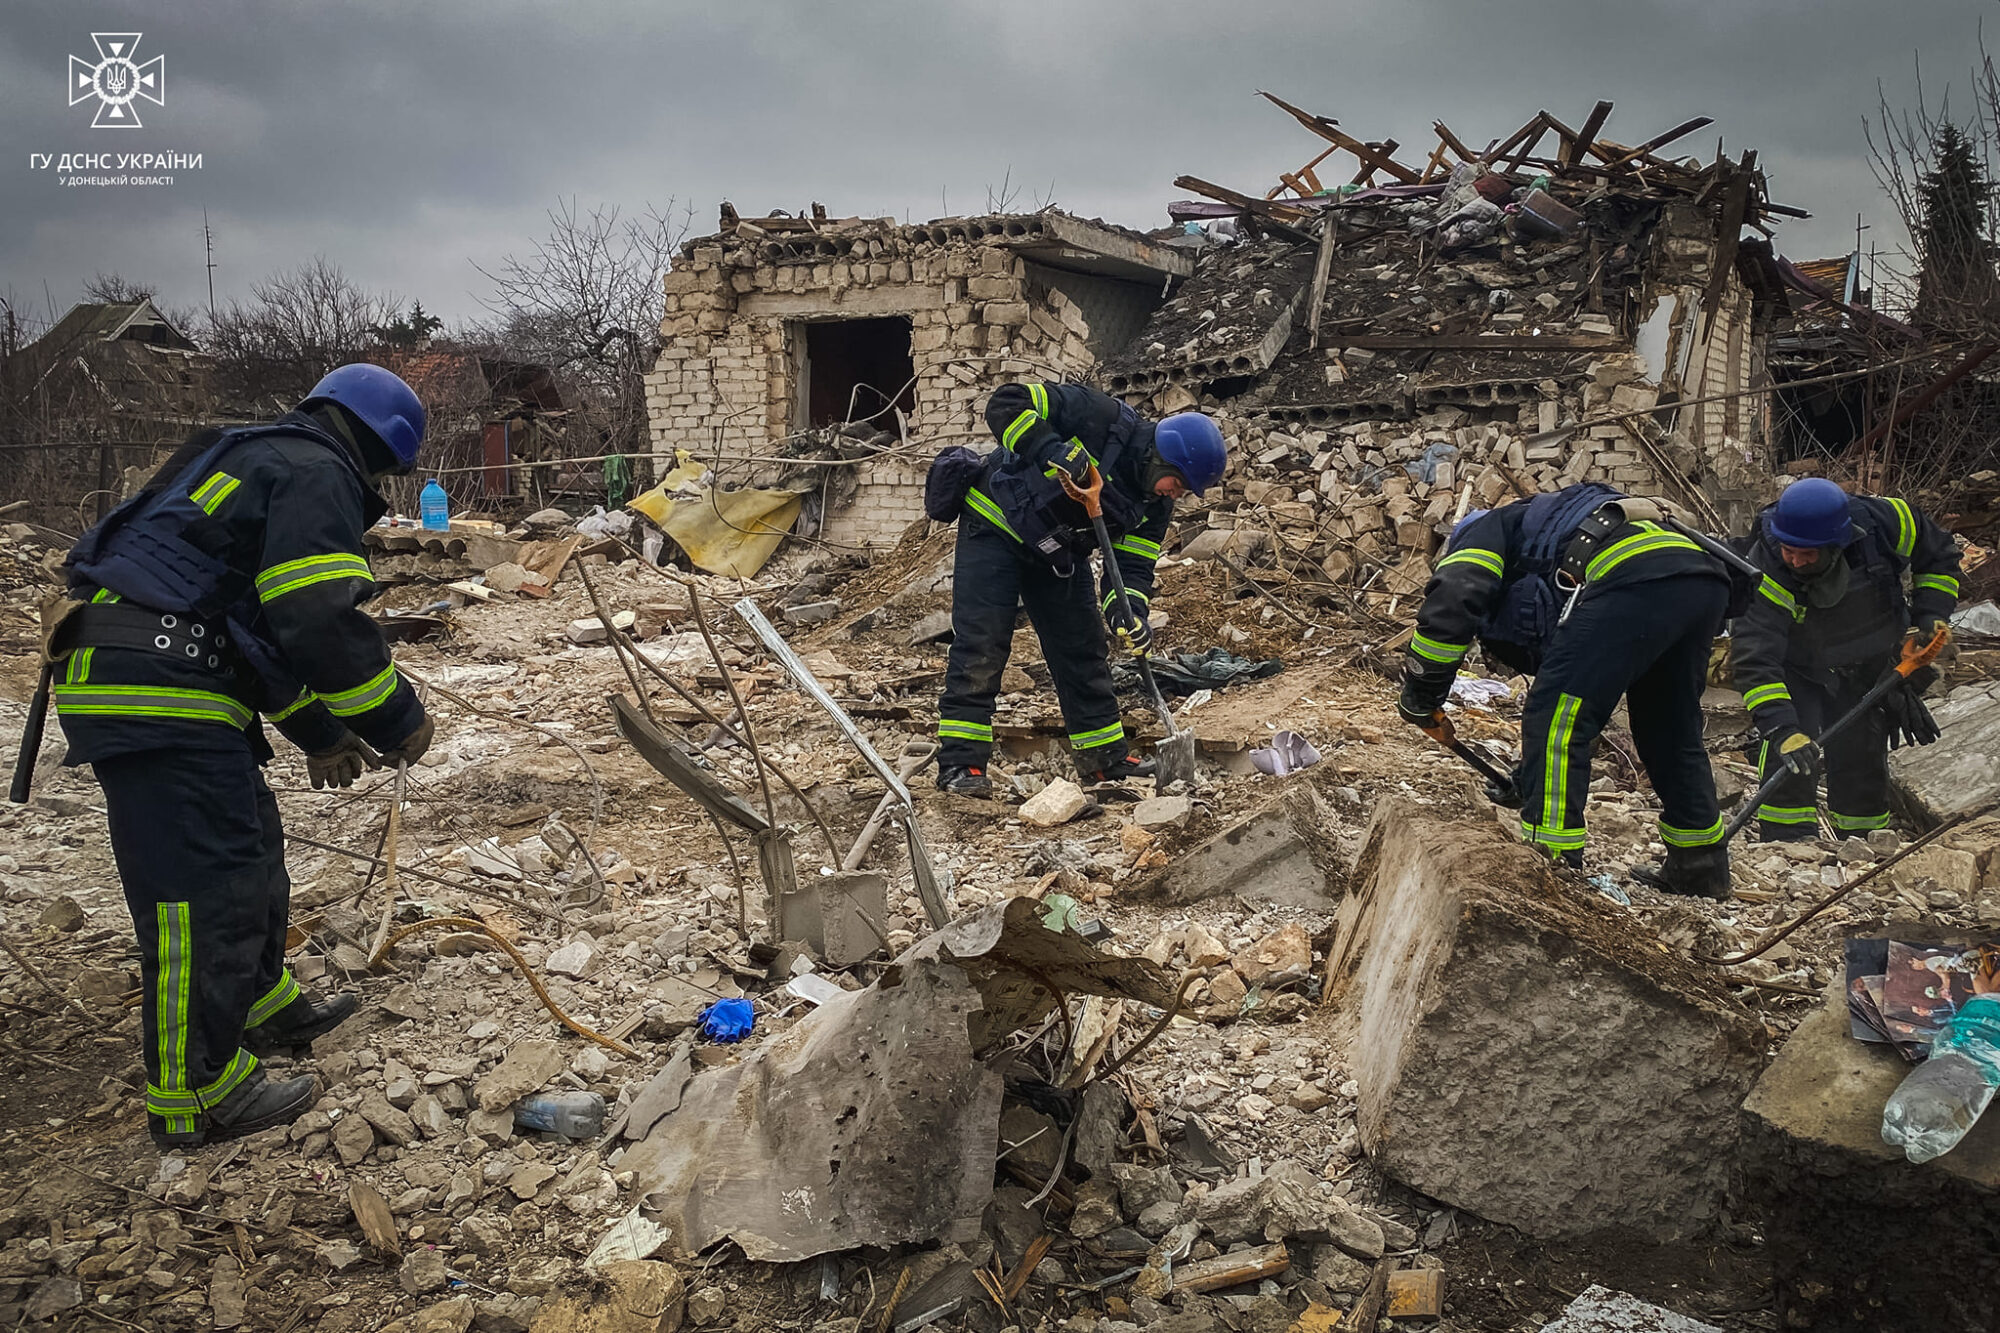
[
  {"xmin": 1307, "ymin": 216, "xmax": 1340, "ymax": 351},
  {"xmin": 1268, "ymin": 143, "xmax": 1339, "ymax": 200},
  {"xmin": 1565, "ymin": 100, "xmax": 1614, "ymax": 167},
  {"xmin": 1502, "ymin": 114, "xmax": 1552, "ymax": 172},
  {"xmin": 1482, "ymin": 111, "xmax": 1546, "ymax": 165},
  {"xmin": 1257, "ymin": 91, "xmax": 1422, "ymax": 183},
  {"xmin": 1598, "ymin": 116, "xmax": 1715, "ymax": 170},
  {"xmin": 1349, "ymin": 139, "xmax": 1401, "ymax": 186},
  {"xmin": 1168, "ymin": 1242, "xmax": 1289, "ymax": 1294},
  {"xmin": 1699, "ymin": 153, "xmax": 1754, "ymax": 322},
  {"xmin": 1431, "ymin": 120, "xmax": 1477, "ymax": 163}
]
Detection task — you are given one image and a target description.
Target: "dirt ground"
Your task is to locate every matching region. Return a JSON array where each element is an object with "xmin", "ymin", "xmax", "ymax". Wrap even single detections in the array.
[{"xmin": 0, "ymin": 517, "xmax": 1964, "ymax": 1333}]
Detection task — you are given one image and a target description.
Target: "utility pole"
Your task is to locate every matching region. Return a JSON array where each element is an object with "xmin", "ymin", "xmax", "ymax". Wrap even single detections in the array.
[{"xmin": 202, "ymin": 209, "xmax": 217, "ymax": 320}]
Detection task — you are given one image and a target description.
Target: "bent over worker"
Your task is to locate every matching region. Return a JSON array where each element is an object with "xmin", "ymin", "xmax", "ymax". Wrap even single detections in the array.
[
  {"xmin": 1731, "ymin": 477, "xmax": 1960, "ymax": 841},
  {"xmin": 1396, "ymin": 484, "xmax": 1735, "ymax": 898},
  {"xmin": 933, "ymin": 382, "xmax": 1226, "ymax": 796},
  {"xmin": 50, "ymin": 364, "xmax": 435, "ymax": 1149}
]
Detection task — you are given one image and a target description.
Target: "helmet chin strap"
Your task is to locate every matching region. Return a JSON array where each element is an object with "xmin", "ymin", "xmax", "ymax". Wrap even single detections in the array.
[{"xmin": 307, "ymin": 403, "xmax": 404, "ymax": 483}]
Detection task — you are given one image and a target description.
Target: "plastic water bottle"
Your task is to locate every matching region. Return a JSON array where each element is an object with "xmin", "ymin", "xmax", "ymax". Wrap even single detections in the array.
[
  {"xmin": 513, "ymin": 1090, "xmax": 606, "ymax": 1139},
  {"xmin": 419, "ymin": 479, "xmax": 450, "ymax": 532},
  {"xmin": 1882, "ymin": 994, "xmax": 2000, "ymax": 1163}
]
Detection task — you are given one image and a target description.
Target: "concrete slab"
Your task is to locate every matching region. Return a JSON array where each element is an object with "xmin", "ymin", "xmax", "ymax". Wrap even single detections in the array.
[
  {"xmin": 1742, "ymin": 970, "xmax": 2000, "ymax": 1331},
  {"xmin": 1131, "ymin": 783, "xmax": 1342, "ymax": 908},
  {"xmin": 1330, "ymin": 797, "xmax": 1766, "ymax": 1242},
  {"xmin": 1891, "ymin": 680, "xmax": 2000, "ymax": 822}
]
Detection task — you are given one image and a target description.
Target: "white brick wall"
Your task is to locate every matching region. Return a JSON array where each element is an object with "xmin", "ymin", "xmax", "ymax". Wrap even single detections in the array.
[{"xmin": 644, "ymin": 235, "xmax": 1104, "ymax": 550}]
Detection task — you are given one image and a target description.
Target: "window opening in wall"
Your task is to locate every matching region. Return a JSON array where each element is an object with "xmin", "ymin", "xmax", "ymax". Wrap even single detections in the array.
[{"xmin": 795, "ymin": 317, "xmax": 917, "ymax": 430}]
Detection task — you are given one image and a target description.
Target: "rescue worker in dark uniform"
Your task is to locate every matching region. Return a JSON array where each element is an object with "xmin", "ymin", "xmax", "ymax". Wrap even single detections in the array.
[
  {"xmin": 1731, "ymin": 477, "xmax": 1960, "ymax": 840},
  {"xmin": 1396, "ymin": 484, "xmax": 1736, "ymax": 898},
  {"xmin": 933, "ymin": 383, "xmax": 1226, "ymax": 795},
  {"xmin": 49, "ymin": 364, "xmax": 435, "ymax": 1149}
]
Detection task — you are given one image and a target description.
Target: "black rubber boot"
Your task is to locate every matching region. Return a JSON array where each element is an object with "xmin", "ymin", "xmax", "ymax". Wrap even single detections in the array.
[
  {"xmin": 243, "ymin": 992, "xmax": 359, "ymax": 1058},
  {"xmin": 1632, "ymin": 844, "xmax": 1733, "ymax": 901},
  {"xmin": 1081, "ymin": 753, "xmax": 1156, "ymax": 784},
  {"xmin": 937, "ymin": 764, "xmax": 993, "ymax": 797},
  {"xmin": 151, "ymin": 1070, "xmax": 319, "ymax": 1151}
]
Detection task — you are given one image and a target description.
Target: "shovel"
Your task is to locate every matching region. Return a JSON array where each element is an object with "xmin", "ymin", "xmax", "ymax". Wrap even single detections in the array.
[
  {"xmin": 1057, "ymin": 465, "xmax": 1198, "ymax": 789},
  {"xmin": 1721, "ymin": 622, "xmax": 1953, "ymax": 847}
]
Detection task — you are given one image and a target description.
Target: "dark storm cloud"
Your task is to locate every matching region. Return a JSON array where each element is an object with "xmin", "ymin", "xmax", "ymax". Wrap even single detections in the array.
[{"xmin": 1, "ymin": 0, "xmax": 1993, "ymax": 327}]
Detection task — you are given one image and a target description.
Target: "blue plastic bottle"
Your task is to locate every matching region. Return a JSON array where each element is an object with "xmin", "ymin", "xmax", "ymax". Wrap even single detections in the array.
[{"xmin": 419, "ymin": 479, "xmax": 450, "ymax": 532}]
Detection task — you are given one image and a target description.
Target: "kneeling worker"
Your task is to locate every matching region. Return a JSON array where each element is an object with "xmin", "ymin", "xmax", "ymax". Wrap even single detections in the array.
[
  {"xmin": 934, "ymin": 381, "xmax": 1226, "ymax": 795},
  {"xmin": 47, "ymin": 364, "xmax": 436, "ymax": 1148},
  {"xmin": 1396, "ymin": 484, "xmax": 1736, "ymax": 898}
]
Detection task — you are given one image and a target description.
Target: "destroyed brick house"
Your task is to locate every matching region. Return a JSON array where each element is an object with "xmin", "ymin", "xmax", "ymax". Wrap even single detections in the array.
[
  {"xmin": 641, "ymin": 96, "xmax": 1832, "ymax": 596},
  {"xmin": 0, "ymin": 298, "xmax": 217, "ymax": 524}
]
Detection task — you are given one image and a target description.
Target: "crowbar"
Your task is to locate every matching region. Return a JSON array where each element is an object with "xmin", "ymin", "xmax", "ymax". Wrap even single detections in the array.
[{"xmin": 1057, "ymin": 464, "xmax": 1198, "ymax": 788}]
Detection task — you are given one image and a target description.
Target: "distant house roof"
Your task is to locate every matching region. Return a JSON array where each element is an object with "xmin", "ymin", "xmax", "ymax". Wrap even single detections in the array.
[
  {"xmin": 32, "ymin": 298, "xmax": 198, "ymax": 353},
  {"xmin": 15, "ymin": 298, "xmax": 213, "ymax": 427}
]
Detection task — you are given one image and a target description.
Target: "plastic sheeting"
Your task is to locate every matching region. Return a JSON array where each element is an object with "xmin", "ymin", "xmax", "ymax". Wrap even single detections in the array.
[{"xmin": 627, "ymin": 452, "xmax": 802, "ymax": 578}]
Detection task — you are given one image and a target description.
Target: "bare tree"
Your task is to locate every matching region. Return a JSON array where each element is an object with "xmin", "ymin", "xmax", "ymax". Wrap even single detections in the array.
[
  {"xmin": 203, "ymin": 257, "xmax": 403, "ymax": 408},
  {"xmin": 81, "ymin": 271, "xmax": 157, "ymax": 304},
  {"xmin": 1851, "ymin": 41, "xmax": 2000, "ymax": 494},
  {"xmin": 472, "ymin": 198, "xmax": 688, "ymax": 458}
]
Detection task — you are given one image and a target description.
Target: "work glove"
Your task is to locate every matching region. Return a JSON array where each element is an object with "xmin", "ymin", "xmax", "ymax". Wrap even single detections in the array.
[
  {"xmin": 1396, "ymin": 664, "xmax": 1453, "ymax": 726},
  {"xmin": 1775, "ymin": 729, "xmax": 1820, "ymax": 779},
  {"xmin": 1051, "ymin": 440, "xmax": 1091, "ymax": 482},
  {"xmin": 1882, "ymin": 678, "xmax": 1943, "ymax": 749},
  {"xmin": 1485, "ymin": 772, "xmax": 1525, "ymax": 809},
  {"xmin": 306, "ymin": 733, "xmax": 374, "ymax": 790},
  {"xmin": 378, "ymin": 716, "xmax": 434, "ymax": 767},
  {"xmin": 1103, "ymin": 591, "xmax": 1153, "ymax": 657},
  {"xmin": 1908, "ymin": 619, "xmax": 1959, "ymax": 667}
]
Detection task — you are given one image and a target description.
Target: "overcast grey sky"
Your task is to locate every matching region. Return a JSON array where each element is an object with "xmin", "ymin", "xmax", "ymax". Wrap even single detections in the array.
[{"xmin": 3, "ymin": 0, "xmax": 1995, "ymax": 329}]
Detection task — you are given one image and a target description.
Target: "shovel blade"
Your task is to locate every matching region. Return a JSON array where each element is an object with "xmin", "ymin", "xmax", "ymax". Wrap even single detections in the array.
[{"xmin": 1154, "ymin": 730, "xmax": 1198, "ymax": 789}]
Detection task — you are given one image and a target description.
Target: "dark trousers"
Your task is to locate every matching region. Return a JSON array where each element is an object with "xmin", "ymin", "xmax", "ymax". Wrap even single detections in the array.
[
  {"xmin": 938, "ymin": 520, "xmax": 1128, "ymax": 776},
  {"xmin": 1518, "ymin": 574, "xmax": 1729, "ymax": 858},
  {"xmin": 1754, "ymin": 668, "xmax": 1892, "ymax": 839},
  {"xmin": 94, "ymin": 739, "xmax": 297, "ymax": 1137}
]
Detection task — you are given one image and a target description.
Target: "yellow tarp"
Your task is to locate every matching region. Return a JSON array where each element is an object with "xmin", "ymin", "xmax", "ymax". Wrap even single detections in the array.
[{"xmin": 628, "ymin": 474, "xmax": 802, "ymax": 580}]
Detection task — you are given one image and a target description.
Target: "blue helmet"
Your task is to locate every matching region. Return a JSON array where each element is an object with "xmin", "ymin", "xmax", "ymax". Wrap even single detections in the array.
[
  {"xmin": 1154, "ymin": 412, "xmax": 1227, "ymax": 496},
  {"xmin": 303, "ymin": 364, "xmax": 426, "ymax": 470},
  {"xmin": 1766, "ymin": 477, "xmax": 1853, "ymax": 548}
]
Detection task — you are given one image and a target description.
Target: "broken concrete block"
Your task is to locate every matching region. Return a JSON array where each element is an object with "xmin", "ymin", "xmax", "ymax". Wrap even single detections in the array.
[
  {"xmin": 781, "ymin": 599, "xmax": 840, "ymax": 625},
  {"xmin": 358, "ymin": 1092, "xmax": 419, "ymax": 1147},
  {"xmin": 1136, "ymin": 786, "xmax": 1338, "ymax": 907},
  {"xmin": 526, "ymin": 1259, "xmax": 683, "ymax": 1333},
  {"xmin": 1232, "ymin": 922, "xmax": 1312, "ymax": 988},
  {"xmin": 1182, "ymin": 922, "xmax": 1230, "ymax": 969},
  {"xmin": 1181, "ymin": 528, "xmax": 1270, "ymax": 563},
  {"xmin": 615, "ymin": 959, "xmax": 1005, "ymax": 1263},
  {"xmin": 1069, "ymin": 1179, "xmax": 1122, "ymax": 1239},
  {"xmin": 1332, "ymin": 797, "xmax": 1766, "ymax": 1242},
  {"xmin": 1107, "ymin": 1163, "xmax": 1180, "ymax": 1219},
  {"xmin": 38, "ymin": 895, "xmax": 85, "ymax": 932},
  {"xmin": 1019, "ymin": 778, "xmax": 1090, "ymax": 827},
  {"xmin": 1539, "ymin": 1286, "xmax": 1720, "ymax": 1332},
  {"xmin": 908, "ymin": 611, "xmax": 954, "ymax": 645},
  {"xmin": 1887, "ymin": 845, "xmax": 1980, "ymax": 901},
  {"xmin": 545, "ymin": 937, "xmax": 600, "ymax": 980},
  {"xmin": 475, "ymin": 1040, "xmax": 567, "ymax": 1114},
  {"xmin": 1743, "ymin": 973, "xmax": 2000, "ymax": 1330},
  {"xmin": 1132, "ymin": 795, "xmax": 1192, "ymax": 832},
  {"xmin": 1892, "ymin": 680, "xmax": 2000, "ymax": 821},
  {"xmin": 567, "ymin": 611, "xmax": 636, "ymax": 645}
]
